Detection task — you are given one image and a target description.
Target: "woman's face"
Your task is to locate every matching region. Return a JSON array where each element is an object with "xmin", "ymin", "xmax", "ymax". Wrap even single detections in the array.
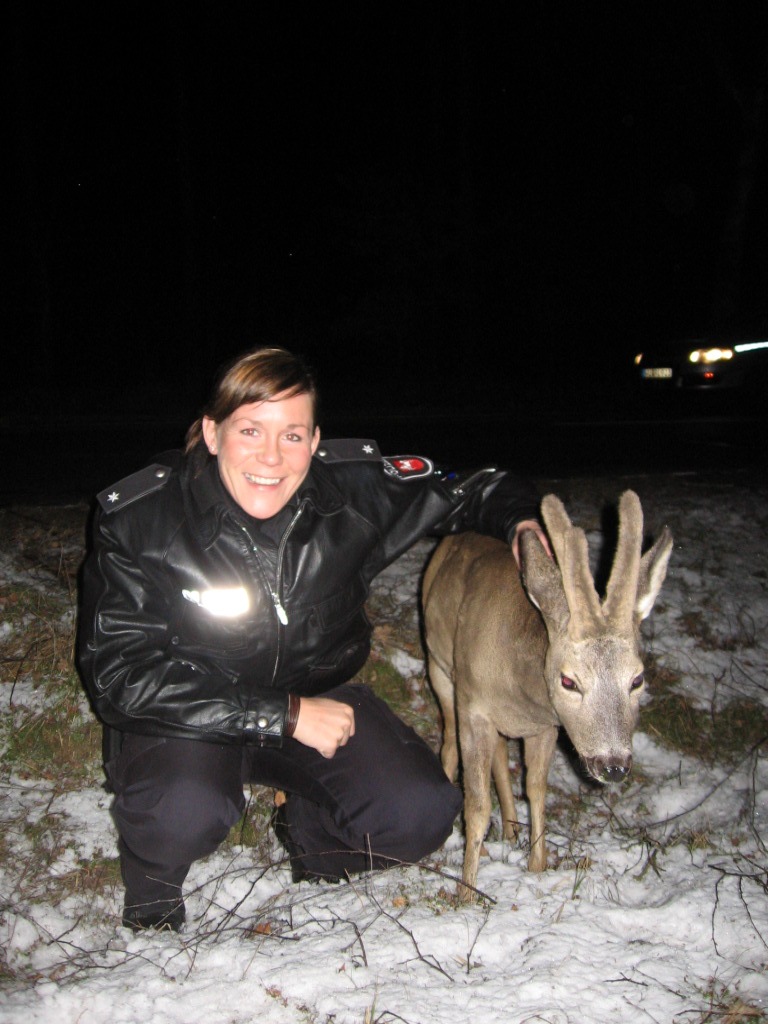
[{"xmin": 202, "ymin": 390, "xmax": 320, "ymax": 519}]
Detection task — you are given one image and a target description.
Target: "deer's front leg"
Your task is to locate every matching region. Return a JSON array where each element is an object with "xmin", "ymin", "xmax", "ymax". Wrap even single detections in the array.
[
  {"xmin": 523, "ymin": 725, "xmax": 558, "ymax": 872},
  {"xmin": 458, "ymin": 707, "xmax": 498, "ymax": 901}
]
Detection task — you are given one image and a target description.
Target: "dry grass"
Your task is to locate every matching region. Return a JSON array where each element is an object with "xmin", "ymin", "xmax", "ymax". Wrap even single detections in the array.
[
  {"xmin": 641, "ymin": 655, "xmax": 768, "ymax": 765},
  {"xmin": 2, "ymin": 586, "xmax": 77, "ymax": 688},
  {"xmin": 694, "ymin": 982, "xmax": 767, "ymax": 1023},
  {"xmin": 5, "ymin": 698, "xmax": 101, "ymax": 782},
  {"xmin": 0, "ymin": 505, "xmax": 85, "ymax": 687},
  {"xmin": 1, "ymin": 506, "xmax": 99, "ymax": 786},
  {"xmin": 360, "ymin": 655, "xmax": 437, "ymax": 736},
  {"xmin": 222, "ymin": 784, "xmax": 278, "ymax": 861}
]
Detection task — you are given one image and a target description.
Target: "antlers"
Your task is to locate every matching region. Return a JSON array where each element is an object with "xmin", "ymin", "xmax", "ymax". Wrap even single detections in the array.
[{"xmin": 528, "ymin": 490, "xmax": 672, "ymax": 639}]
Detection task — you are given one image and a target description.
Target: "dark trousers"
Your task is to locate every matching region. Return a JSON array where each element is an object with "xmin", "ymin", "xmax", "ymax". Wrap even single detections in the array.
[{"xmin": 107, "ymin": 684, "xmax": 462, "ymax": 915}]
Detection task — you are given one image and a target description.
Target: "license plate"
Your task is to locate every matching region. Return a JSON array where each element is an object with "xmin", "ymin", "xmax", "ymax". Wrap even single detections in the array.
[{"xmin": 642, "ymin": 367, "xmax": 673, "ymax": 379}]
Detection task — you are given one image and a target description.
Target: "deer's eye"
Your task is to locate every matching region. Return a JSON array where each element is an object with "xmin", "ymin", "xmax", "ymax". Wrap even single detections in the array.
[
  {"xmin": 561, "ymin": 675, "xmax": 577, "ymax": 691},
  {"xmin": 630, "ymin": 673, "xmax": 644, "ymax": 691}
]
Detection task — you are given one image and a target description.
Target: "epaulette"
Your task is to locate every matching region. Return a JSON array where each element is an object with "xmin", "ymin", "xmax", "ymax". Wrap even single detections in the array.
[
  {"xmin": 97, "ymin": 463, "xmax": 173, "ymax": 513},
  {"xmin": 314, "ymin": 439, "xmax": 381, "ymax": 463}
]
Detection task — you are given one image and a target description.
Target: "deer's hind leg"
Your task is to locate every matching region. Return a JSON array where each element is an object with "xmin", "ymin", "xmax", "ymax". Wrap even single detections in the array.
[
  {"xmin": 457, "ymin": 705, "xmax": 498, "ymax": 901},
  {"xmin": 491, "ymin": 735, "xmax": 520, "ymax": 843},
  {"xmin": 426, "ymin": 653, "xmax": 460, "ymax": 782}
]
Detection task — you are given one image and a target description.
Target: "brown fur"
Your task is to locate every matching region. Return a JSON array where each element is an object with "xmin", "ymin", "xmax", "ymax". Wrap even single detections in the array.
[{"xmin": 422, "ymin": 491, "xmax": 673, "ymax": 900}]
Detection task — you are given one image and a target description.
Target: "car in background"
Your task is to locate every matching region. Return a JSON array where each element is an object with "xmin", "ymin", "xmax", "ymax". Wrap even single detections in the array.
[{"xmin": 634, "ymin": 336, "xmax": 768, "ymax": 398}]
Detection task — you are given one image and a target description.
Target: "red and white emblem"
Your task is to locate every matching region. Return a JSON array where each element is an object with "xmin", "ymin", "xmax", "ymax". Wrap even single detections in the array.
[{"xmin": 382, "ymin": 455, "xmax": 434, "ymax": 481}]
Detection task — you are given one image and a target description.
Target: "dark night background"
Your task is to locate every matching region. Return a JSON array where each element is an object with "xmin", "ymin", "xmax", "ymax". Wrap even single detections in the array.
[{"xmin": 7, "ymin": 4, "xmax": 768, "ymax": 498}]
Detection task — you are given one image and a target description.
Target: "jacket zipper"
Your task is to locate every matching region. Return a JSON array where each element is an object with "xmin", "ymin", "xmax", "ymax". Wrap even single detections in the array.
[
  {"xmin": 231, "ymin": 504, "xmax": 305, "ymax": 730},
  {"xmin": 237, "ymin": 504, "xmax": 304, "ymax": 627},
  {"xmin": 273, "ymin": 504, "xmax": 304, "ymax": 623}
]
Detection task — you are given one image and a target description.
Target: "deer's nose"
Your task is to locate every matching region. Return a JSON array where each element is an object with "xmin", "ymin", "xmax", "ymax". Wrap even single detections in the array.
[{"xmin": 586, "ymin": 754, "xmax": 632, "ymax": 784}]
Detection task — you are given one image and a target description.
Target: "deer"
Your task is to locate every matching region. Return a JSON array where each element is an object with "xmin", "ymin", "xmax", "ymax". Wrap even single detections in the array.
[{"xmin": 421, "ymin": 490, "xmax": 673, "ymax": 900}]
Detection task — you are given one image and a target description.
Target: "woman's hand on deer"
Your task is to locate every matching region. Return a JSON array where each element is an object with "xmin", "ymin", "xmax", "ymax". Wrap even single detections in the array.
[{"xmin": 512, "ymin": 519, "xmax": 552, "ymax": 568}]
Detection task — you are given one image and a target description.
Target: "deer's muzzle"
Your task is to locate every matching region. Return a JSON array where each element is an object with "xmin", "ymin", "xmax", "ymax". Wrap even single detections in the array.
[{"xmin": 584, "ymin": 754, "xmax": 632, "ymax": 784}]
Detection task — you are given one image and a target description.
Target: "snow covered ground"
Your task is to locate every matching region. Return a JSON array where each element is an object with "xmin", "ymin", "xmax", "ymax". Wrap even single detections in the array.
[{"xmin": 1, "ymin": 469, "xmax": 767, "ymax": 1023}]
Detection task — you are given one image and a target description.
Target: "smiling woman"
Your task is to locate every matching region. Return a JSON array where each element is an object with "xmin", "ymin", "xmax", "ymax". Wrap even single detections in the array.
[
  {"xmin": 77, "ymin": 344, "xmax": 544, "ymax": 933},
  {"xmin": 201, "ymin": 392, "xmax": 320, "ymax": 519}
]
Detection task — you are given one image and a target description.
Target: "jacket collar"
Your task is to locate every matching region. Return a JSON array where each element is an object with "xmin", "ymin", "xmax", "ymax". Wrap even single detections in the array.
[
  {"xmin": 296, "ymin": 458, "xmax": 345, "ymax": 514},
  {"xmin": 182, "ymin": 450, "xmax": 228, "ymax": 547},
  {"xmin": 182, "ymin": 445, "xmax": 344, "ymax": 547}
]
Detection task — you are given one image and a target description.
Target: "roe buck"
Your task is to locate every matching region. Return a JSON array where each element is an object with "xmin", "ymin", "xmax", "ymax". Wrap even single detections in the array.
[{"xmin": 422, "ymin": 490, "xmax": 672, "ymax": 899}]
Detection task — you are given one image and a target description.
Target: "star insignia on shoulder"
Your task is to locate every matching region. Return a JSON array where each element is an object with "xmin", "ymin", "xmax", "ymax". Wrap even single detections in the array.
[
  {"xmin": 362, "ymin": 444, "xmax": 374, "ymax": 454},
  {"xmin": 107, "ymin": 491, "xmax": 120, "ymax": 503}
]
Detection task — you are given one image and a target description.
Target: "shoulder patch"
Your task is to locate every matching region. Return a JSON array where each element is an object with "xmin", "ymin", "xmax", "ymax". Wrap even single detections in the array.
[
  {"xmin": 382, "ymin": 455, "xmax": 435, "ymax": 481},
  {"xmin": 97, "ymin": 463, "xmax": 173, "ymax": 513},
  {"xmin": 314, "ymin": 439, "xmax": 381, "ymax": 463}
]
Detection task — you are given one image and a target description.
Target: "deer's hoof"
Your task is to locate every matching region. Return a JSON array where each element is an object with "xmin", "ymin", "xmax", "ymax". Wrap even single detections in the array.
[{"xmin": 457, "ymin": 880, "xmax": 479, "ymax": 903}]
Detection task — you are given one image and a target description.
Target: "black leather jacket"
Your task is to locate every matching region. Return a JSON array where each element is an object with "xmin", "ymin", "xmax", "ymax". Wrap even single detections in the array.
[{"xmin": 78, "ymin": 439, "xmax": 540, "ymax": 747}]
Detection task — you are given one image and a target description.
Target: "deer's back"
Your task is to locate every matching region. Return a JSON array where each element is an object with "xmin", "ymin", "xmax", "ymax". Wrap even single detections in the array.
[{"xmin": 424, "ymin": 532, "xmax": 553, "ymax": 735}]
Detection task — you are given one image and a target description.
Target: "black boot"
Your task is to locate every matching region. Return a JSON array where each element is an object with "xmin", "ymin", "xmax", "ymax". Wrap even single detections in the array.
[
  {"xmin": 122, "ymin": 900, "xmax": 186, "ymax": 933},
  {"xmin": 271, "ymin": 802, "xmax": 309, "ymax": 883}
]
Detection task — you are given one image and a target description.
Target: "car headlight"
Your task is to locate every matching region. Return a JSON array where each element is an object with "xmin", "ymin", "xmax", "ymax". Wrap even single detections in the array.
[
  {"xmin": 734, "ymin": 340, "xmax": 768, "ymax": 353},
  {"xmin": 688, "ymin": 347, "xmax": 734, "ymax": 364}
]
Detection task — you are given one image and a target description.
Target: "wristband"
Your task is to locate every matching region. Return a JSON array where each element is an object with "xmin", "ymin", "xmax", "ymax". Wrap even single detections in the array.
[{"xmin": 284, "ymin": 693, "xmax": 301, "ymax": 737}]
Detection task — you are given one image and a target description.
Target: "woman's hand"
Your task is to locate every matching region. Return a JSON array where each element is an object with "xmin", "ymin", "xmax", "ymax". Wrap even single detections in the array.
[
  {"xmin": 512, "ymin": 519, "xmax": 552, "ymax": 568},
  {"xmin": 291, "ymin": 696, "xmax": 356, "ymax": 758}
]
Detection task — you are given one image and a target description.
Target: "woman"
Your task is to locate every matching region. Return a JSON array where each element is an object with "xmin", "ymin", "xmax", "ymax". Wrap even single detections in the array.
[{"xmin": 78, "ymin": 346, "xmax": 545, "ymax": 932}]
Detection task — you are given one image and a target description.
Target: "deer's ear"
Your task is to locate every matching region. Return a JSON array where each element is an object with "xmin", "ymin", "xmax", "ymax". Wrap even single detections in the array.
[
  {"xmin": 635, "ymin": 526, "xmax": 673, "ymax": 622},
  {"xmin": 520, "ymin": 531, "xmax": 569, "ymax": 631}
]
